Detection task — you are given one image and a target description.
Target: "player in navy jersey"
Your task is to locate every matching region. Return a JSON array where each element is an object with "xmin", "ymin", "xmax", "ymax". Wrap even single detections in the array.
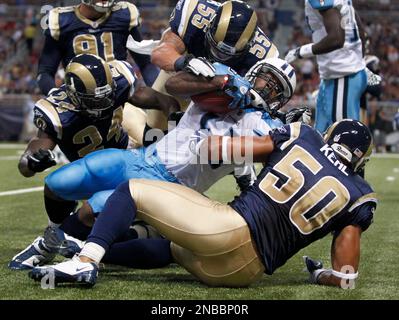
[
  {"xmin": 18, "ymin": 54, "xmax": 178, "ymax": 178},
  {"xmin": 37, "ymin": 0, "xmax": 159, "ymax": 95},
  {"xmin": 128, "ymin": 0, "xmax": 279, "ymax": 147},
  {"xmin": 29, "ymin": 119, "xmax": 377, "ymax": 288},
  {"xmin": 10, "ymin": 54, "xmax": 178, "ymax": 271}
]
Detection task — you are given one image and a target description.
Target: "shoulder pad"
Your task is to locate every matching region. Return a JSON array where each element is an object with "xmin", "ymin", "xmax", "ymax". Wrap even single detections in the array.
[
  {"xmin": 308, "ymin": 0, "xmax": 335, "ymax": 11},
  {"xmin": 112, "ymin": 1, "xmax": 141, "ymax": 30},
  {"xmin": 46, "ymin": 6, "xmax": 75, "ymax": 40},
  {"xmin": 348, "ymin": 192, "xmax": 378, "ymax": 212},
  {"xmin": 172, "ymin": 0, "xmax": 203, "ymax": 38},
  {"xmin": 34, "ymin": 99, "xmax": 63, "ymax": 139}
]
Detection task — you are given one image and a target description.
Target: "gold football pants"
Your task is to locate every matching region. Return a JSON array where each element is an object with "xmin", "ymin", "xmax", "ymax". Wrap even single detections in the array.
[{"xmin": 129, "ymin": 179, "xmax": 265, "ymax": 287}]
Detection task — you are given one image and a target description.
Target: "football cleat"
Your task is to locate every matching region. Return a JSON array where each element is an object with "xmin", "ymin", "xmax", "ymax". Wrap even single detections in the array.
[
  {"xmin": 45, "ymin": 227, "xmax": 85, "ymax": 258},
  {"xmin": 9, "ymin": 237, "xmax": 56, "ymax": 270},
  {"xmin": 29, "ymin": 255, "xmax": 98, "ymax": 286}
]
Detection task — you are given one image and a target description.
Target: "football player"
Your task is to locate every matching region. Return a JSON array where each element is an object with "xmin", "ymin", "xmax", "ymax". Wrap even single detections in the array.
[
  {"xmin": 128, "ymin": 0, "xmax": 279, "ymax": 145},
  {"xmin": 37, "ymin": 1, "xmax": 159, "ymax": 95},
  {"xmin": 10, "ymin": 58, "xmax": 303, "ymax": 270},
  {"xmin": 19, "ymin": 53, "xmax": 178, "ymax": 178},
  {"xmin": 10, "ymin": 53, "xmax": 178, "ymax": 270},
  {"xmin": 30, "ymin": 119, "xmax": 377, "ymax": 288},
  {"xmin": 285, "ymin": 0, "xmax": 369, "ymax": 133}
]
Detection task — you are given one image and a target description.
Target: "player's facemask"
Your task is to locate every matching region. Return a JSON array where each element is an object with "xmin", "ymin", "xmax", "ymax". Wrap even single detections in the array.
[
  {"xmin": 248, "ymin": 71, "xmax": 286, "ymax": 116},
  {"xmin": 82, "ymin": 0, "xmax": 115, "ymax": 13},
  {"xmin": 66, "ymin": 83, "xmax": 115, "ymax": 120}
]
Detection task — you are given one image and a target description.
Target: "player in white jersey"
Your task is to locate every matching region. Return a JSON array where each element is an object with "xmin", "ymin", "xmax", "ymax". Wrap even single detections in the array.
[
  {"xmin": 10, "ymin": 58, "xmax": 302, "ymax": 270},
  {"xmin": 285, "ymin": 0, "xmax": 367, "ymax": 133}
]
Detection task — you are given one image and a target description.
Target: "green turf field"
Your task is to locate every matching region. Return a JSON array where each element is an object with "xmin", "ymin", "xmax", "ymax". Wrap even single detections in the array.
[{"xmin": 0, "ymin": 145, "xmax": 398, "ymax": 300}]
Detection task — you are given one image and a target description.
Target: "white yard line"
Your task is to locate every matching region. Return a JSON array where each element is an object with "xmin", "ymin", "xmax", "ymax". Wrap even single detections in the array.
[
  {"xmin": 0, "ymin": 144, "xmax": 26, "ymax": 149},
  {"xmin": 371, "ymin": 153, "xmax": 399, "ymax": 159},
  {"xmin": 0, "ymin": 186, "xmax": 43, "ymax": 197},
  {"xmin": 0, "ymin": 156, "xmax": 20, "ymax": 160}
]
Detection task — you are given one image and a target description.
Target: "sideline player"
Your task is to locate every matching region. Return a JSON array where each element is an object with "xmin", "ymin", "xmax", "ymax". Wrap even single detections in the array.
[
  {"xmin": 285, "ymin": 0, "xmax": 367, "ymax": 132},
  {"xmin": 30, "ymin": 119, "xmax": 377, "ymax": 288}
]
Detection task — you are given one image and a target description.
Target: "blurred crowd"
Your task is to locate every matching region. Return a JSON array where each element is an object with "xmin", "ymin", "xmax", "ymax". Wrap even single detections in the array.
[{"xmin": 0, "ymin": 1, "xmax": 398, "ymax": 101}]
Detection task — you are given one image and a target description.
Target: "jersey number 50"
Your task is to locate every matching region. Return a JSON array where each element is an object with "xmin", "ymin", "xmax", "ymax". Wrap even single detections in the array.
[{"xmin": 259, "ymin": 145, "xmax": 350, "ymax": 234}]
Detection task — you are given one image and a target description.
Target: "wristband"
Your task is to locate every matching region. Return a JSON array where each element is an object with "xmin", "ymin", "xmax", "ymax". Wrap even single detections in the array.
[{"xmin": 299, "ymin": 43, "xmax": 315, "ymax": 59}]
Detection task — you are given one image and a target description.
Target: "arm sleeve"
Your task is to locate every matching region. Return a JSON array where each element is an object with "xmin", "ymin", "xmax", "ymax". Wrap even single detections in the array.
[
  {"xmin": 128, "ymin": 27, "xmax": 160, "ymax": 86},
  {"xmin": 348, "ymin": 202, "xmax": 375, "ymax": 231},
  {"xmin": 33, "ymin": 104, "xmax": 57, "ymax": 139},
  {"xmin": 37, "ymin": 35, "xmax": 62, "ymax": 95}
]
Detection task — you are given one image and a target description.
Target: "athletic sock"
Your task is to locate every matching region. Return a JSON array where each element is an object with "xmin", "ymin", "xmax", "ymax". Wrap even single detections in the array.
[
  {"xmin": 86, "ymin": 181, "xmax": 137, "ymax": 252},
  {"xmin": 103, "ymin": 238, "xmax": 172, "ymax": 269},
  {"xmin": 60, "ymin": 211, "xmax": 92, "ymax": 241}
]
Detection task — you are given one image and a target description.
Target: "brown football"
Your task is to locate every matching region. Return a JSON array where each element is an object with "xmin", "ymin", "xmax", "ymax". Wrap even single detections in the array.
[{"xmin": 191, "ymin": 90, "xmax": 233, "ymax": 114}]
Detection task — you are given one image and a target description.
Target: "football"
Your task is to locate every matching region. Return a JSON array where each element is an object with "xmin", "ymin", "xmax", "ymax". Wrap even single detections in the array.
[{"xmin": 191, "ymin": 90, "xmax": 233, "ymax": 114}]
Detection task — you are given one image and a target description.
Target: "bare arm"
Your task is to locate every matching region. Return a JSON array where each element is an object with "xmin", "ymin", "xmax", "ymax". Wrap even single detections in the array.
[
  {"xmin": 317, "ymin": 225, "xmax": 362, "ymax": 287},
  {"xmin": 198, "ymin": 135, "xmax": 275, "ymax": 164},
  {"xmin": 165, "ymin": 71, "xmax": 227, "ymax": 98},
  {"xmin": 312, "ymin": 8, "xmax": 345, "ymax": 55},
  {"xmin": 355, "ymin": 12, "xmax": 367, "ymax": 56},
  {"xmin": 129, "ymin": 86, "xmax": 180, "ymax": 116},
  {"xmin": 18, "ymin": 130, "xmax": 56, "ymax": 177},
  {"xmin": 151, "ymin": 29, "xmax": 186, "ymax": 71}
]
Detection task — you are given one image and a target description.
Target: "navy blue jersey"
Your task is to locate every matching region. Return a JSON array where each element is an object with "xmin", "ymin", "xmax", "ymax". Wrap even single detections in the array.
[
  {"xmin": 169, "ymin": 0, "xmax": 279, "ymax": 76},
  {"xmin": 39, "ymin": 2, "xmax": 141, "ymax": 73},
  {"xmin": 230, "ymin": 123, "xmax": 377, "ymax": 274},
  {"xmin": 33, "ymin": 60, "xmax": 136, "ymax": 161}
]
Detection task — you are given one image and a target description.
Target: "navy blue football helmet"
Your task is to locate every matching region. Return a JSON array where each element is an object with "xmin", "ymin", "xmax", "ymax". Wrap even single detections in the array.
[
  {"xmin": 64, "ymin": 54, "xmax": 115, "ymax": 119},
  {"xmin": 324, "ymin": 119, "xmax": 373, "ymax": 173},
  {"xmin": 204, "ymin": 0, "xmax": 257, "ymax": 63}
]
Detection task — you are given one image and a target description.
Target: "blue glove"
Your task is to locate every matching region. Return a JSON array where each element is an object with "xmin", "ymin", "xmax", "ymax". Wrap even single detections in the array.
[
  {"xmin": 213, "ymin": 62, "xmax": 252, "ymax": 109},
  {"xmin": 212, "ymin": 62, "xmax": 237, "ymax": 77},
  {"xmin": 223, "ymin": 75, "xmax": 252, "ymax": 110}
]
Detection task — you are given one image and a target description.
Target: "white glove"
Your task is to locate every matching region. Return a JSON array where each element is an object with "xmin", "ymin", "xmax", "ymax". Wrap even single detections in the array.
[
  {"xmin": 365, "ymin": 67, "xmax": 382, "ymax": 86},
  {"xmin": 285, "ymin": 44, "xmax": 315, "ymax": 63},
  {"xmin": 126, "ymin": 35, "xmax": 160, "ymax": 55},
  {"xmin": 185, "ymin": 57, "xmax": 216, "ymax": 78}
]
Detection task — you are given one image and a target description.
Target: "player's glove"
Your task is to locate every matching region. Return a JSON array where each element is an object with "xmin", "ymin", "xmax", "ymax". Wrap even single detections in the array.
[
  {"xmin": 223, "ymin": 75, "xmax": 252, "ymax": 110},
  {"xmin": 283, "ymin": 106, "xmax": 312, "ymax": 125},
  {"xmin": 175, "ymin": 54, "xmax": 215, "ymax": 78},
  {"xmin": 303, "ymin": 256, "xmax": 325, "ymax": 284},
  {"xmin": 285, "ymin": 44, "xmax": 314, "ymax": 64},
  {"xmin": 27, "ymin": 149, "xmax": 56, "ymax": 173},
  {"xmin": 365, "ymin": 67, "xmax": 382, "ymax": 86}
]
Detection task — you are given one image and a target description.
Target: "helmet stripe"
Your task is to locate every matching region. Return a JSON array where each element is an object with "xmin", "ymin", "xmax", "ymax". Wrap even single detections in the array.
[
  {"xmin": 214, "ymin": 1, "xmax": 233, "ymax": 43},
  {"xmin": 235, "ymin": 11, "xmax": 257, "ymax": 51},
  {"xmin": 67, "ymin": 62, "xmax": 97, "ymax": 93}
]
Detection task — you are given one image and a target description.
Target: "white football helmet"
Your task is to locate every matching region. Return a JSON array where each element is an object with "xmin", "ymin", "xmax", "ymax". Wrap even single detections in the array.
[
  {"xmin": 246, "ymin": 58, "xmax": 296, "ymax": 115},
  {"xmin": 81, "ymin": 0, "xmax": 116, "ymax": 13}
]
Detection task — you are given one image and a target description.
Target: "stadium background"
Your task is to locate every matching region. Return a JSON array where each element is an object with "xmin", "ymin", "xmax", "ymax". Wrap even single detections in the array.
[
  {"xmin": 0, "ymin": 0, "xmax": 398, "ymax": 151},
  {"xmin": 0, "ymin": 0, "xmax": 398, "ymax": 300}
]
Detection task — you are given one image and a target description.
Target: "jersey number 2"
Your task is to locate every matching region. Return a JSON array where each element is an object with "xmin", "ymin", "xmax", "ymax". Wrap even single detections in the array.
[
  {"xmin": 73, "ymin": 106, "xmax": 123, "ymax": 157},
  {"xmin": 259, "ymin": 145, "xmax": 350, "ymax": 234}
]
